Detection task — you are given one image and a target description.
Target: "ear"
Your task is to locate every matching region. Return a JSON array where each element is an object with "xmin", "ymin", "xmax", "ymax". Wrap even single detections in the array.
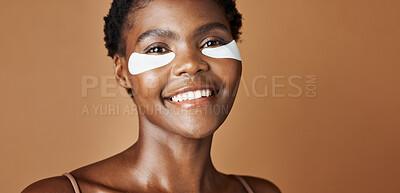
[{"xmin": 113, "ymin": 54, "xmax": 132, "ymax": 89}]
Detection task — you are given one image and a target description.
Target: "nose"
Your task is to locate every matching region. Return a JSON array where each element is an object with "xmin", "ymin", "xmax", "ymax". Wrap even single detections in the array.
[{"xmin": 172, "ymin": 50, "xmax": 209, "ymax": 76}]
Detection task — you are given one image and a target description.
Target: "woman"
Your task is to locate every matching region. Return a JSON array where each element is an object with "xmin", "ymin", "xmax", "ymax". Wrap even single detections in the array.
[{"xmin": 23, "ymin": 0, "xmax": 280, "ymax": 192}]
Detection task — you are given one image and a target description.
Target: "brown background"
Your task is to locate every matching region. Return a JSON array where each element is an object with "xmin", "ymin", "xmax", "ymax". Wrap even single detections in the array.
[{"xmin": 1, "ymin": 0, "xmax": 399, "ymax": 192}]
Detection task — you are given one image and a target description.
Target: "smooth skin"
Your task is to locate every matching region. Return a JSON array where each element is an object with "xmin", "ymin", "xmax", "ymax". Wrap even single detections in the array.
[{"xmin": 22, "ymin": 0, "xmax": 280, "ymax": 192}]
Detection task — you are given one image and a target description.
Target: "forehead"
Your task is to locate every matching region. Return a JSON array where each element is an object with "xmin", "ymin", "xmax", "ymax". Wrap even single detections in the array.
[
  {"xmin": 135, "ymin": 0, "xmax": 227, "ymax": 28},
  {"xmin": 124, "ymin": 0, "xmax": 230, "ymax": 45}
]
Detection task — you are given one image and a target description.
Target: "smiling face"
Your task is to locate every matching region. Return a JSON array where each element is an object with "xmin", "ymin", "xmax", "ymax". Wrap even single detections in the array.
[{"xmin": 115, "ymin": 0, "xmax": 242, "ymax": 139}]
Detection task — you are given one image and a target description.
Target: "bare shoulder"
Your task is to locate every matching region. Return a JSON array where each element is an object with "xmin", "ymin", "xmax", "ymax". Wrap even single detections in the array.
[
  {"xmin": 21, "ymin": 175, "xmax": 74, "ymax": 193},
  {"xmin": 241, "ymin": 175, "xmax": 281, "ymax": 193},
  {"xmin": 22, "ymin": 152, "xmax": 128, "ymax": 193}
]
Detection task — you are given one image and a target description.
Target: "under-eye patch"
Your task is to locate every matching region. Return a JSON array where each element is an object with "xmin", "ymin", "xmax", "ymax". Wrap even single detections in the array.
[
  {"xmin": 128, "ymin": 40, "xmax": 241, "ymax": 75},
  {"xmin": 128, "ymin": 52, "xmax": 175, "ymax": 75},
  {"xmin": 201, "ymin": 40, "xmax": 242, "ymax": 61}
]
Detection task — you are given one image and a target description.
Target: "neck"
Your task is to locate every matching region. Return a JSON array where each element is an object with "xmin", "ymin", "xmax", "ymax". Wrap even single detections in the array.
[{"xmin": 126, "ymin": 116, "xmax": 224, "ymax": 192}]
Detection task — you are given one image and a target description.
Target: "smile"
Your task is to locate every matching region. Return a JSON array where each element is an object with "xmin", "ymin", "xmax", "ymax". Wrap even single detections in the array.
[{"xmin": 169, "ymin": 89, "xmax": 215, "ymax": 102}]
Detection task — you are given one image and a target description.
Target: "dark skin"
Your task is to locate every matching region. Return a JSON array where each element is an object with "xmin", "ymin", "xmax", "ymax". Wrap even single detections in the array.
[{"xmin": 22, "ymin": 0, "xmax": 280, "ymax": 192}]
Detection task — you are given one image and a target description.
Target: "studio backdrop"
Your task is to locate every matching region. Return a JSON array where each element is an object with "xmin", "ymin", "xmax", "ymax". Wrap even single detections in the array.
[{"xmin": 0, "ymin": 0, "xmax": 399, "ymax": 193}]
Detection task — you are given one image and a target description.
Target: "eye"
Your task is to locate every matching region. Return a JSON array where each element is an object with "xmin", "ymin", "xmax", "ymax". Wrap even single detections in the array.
[
  {"xmin": 146, "ymin": 46, "xmax": 168, "ymax": 54},
  {"xmin": 201, "ymin": 37, "xmax": 227, "ymax": 49},
  {"xmin": 203, "ymin": 40, "xmax": 222, "ymax": 48}
]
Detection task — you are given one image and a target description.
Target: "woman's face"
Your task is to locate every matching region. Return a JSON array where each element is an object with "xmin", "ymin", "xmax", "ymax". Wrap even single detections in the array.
[{"xmin": 117, "ymin": 0, "xmax": 242, "ymax": 138}]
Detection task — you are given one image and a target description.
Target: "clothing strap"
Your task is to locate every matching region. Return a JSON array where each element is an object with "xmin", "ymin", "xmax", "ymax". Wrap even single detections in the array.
[
  {"xmin": 234, "ymin": 175, "xmax": 255, "ymax": 193},
  {"xmin": 63, "ymin": 173, "xmax": 81, "ymax": 193}
]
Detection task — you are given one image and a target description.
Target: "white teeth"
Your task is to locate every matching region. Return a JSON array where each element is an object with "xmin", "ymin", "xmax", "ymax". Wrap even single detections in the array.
[
  {"xmin": 206, "ymin": 89, "xmax": 211, "ymax": 96},
  {"xmin": 182, "ymin": 93, "xmax": 188, "ymax": 101},
  {"xmin": 188, "ymin": 91, "xmax": 195, "ymax": 100},
  {"xmin": 194, "ymin": 90, "xmax": 202, "ymax": 99},
  {"xmin": 177, "ymin": 94, "xmax": 183, "ymax": 102},
  {"xmin": 170, "ymin": 89, "xmax": 213, "ymax": 102}
]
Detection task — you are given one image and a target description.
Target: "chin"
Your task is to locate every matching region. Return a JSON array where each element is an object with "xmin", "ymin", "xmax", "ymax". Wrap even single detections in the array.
[
  {"xmin": 177, "ymin": 123, "xmax": 219, "ymax": 139},
  {"xmin": 164, "ymin": 110, "xmax": 229, "ymax": 139}
]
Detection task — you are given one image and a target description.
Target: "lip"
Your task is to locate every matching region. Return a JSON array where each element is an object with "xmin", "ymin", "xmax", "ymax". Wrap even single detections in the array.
[{"xmin": 166, "ymin": 92, "xmax": 217, "ymax": 108}]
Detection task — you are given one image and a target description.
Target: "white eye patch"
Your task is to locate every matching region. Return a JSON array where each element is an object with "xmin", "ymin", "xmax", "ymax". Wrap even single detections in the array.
[
  {"xmin": 201, "ymin": 40, "xmax": 242, "ymax": 61},
  {"xmin": 128, "ymin": 40, "xmax": 241, "ymax": 75},
  {"xmin": 128, "ymin": 52, "xmax": 175, "ymax": 75}
]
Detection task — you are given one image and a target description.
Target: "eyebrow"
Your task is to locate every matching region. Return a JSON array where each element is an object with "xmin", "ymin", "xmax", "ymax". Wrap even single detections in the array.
[
  {"xmin": 136, "ymin": 29, "xmax": 179, "ymax": 45},
  {"xmin": 194, "ymin": 22, "xmax": 229, "ymax": 37},
  {"xmin": 135, "ymin": 22, "xmax": 229, "ymax": 45}
]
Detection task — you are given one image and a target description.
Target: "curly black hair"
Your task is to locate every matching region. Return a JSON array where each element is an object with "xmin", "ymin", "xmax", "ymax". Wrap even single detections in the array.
[{"xmin": 104, "ymin": 0, "xmax": 243, "ymax": 98}]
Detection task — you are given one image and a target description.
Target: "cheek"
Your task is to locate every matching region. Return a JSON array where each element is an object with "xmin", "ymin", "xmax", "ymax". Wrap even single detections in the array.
[
  {"xmin": 213, "ymin": 60, "xmax": 242, "ymax": 92},
  {"xmin": 129, "ymin": 71, "xmax": 165, "ymax": 101},
  {"xmin": 229, "ymin": 61, "xmax": 242, "ymax": 84}
]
